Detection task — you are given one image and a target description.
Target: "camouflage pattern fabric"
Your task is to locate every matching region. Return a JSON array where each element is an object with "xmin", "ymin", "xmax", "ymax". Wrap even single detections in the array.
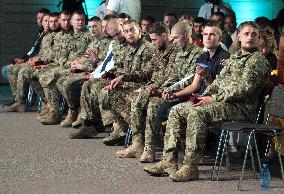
[{"xmin": 162, "ymin": 50, "xmax": 271, "ymax": 166}]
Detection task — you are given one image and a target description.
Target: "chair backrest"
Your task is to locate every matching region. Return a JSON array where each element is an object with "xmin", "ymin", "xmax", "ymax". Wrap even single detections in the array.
[{"xmin": 268, "ymin": 85, "xmax": 284, "ymax": 118}]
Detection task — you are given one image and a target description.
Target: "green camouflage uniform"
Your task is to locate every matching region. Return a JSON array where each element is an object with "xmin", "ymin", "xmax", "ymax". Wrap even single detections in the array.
[
  {"xmin": 129, "ymin": 45, "xmax": 177, "ymax": 141},
  {"xmin": 136, "ymin": 44, "xmax": 203, "ymax": 146},
  {"xmin": 80, "ymin": 39, "xmax": 127, "ymax": 126},
  {"xmin": 13, "ymin": 32, "xmax": 58, "ymax": 101},
  {"xmin": 39, "ymin": 30, "xmax": 92, "ymax": 110},
  {"xmin": 162, "ymin": 50, "xmax": 271, "ymax": 166},
  {"xmin": 100, "ymin": 38, "xmax": 155, "ymax": 127},
  {"xmin": 56, "ymin": 37, "xmax": 111, "ymax": 110}
]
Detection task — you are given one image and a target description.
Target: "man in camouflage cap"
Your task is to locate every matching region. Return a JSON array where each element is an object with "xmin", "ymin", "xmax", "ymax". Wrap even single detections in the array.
[{"xmin": 144, "ymin": 21, "xmax": 271, "ymax": 182}]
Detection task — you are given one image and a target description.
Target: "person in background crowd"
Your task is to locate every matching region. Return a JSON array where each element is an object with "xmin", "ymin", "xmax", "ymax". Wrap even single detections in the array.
[
  {"xmin": 192, "ymin": 17, "xmax": 206, "ymax": 48},
  {"xmin": 163, "ymin": 12, "xmax": 178, "ymax": 31},
  {"xmin": 259, "ymin": 26, "xmax": 278, "ymax": 70},
  {"xmin": 225, "ymin": 14, "xmax": 237, "ymax": 42},
  {"xmin": 106, "ymin": 0, "xmax": 141, "ymax": 21},
  {"xmin": 198, "ymin": 0, "xmax": 234, "ymax": 20},
  {"xmin": 211, "ymin": 11, "xmax": 233, "ymax": 49}
]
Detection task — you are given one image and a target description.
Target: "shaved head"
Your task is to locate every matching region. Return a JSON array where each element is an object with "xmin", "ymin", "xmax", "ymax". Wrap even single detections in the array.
[{"xmin": 171, "ymin": 21, "xmax": 192, "ymax": 36}]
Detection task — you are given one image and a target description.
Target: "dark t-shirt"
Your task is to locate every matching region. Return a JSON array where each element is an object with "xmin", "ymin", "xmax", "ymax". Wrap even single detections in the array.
[{"xmin": 265, "ymin": 52, "xmax": 277, "ymax": 70}]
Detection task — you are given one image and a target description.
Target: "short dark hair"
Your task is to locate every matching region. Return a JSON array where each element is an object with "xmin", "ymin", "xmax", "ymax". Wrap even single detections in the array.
[
  {"xmin": 50, "ymin": 12, "xmax": 59, "ymax": 18},
  {"xmin": 103, "ymin": 14, "xmax": 117, "ymax": 21},
  {"xmin": 60, "ymin": 10, "xmax": 71, "ymax": 16},
  {"xmin": 141, "ymin": 16, "xmax": 155, "ymax": 24},
  {"xmin": 225, "ymin": 14, "xmax": 236, "ymax": 24},
  {"xmin": 203, "ymin": 20, "xmax": 222, "ymax": 36},
  {"xmin": 194, "ymin": 17, "xmax": 206, "ymax": 24},
  {"xmin": 212, "ymin": 11, "xmax": 225, "ymax": 18},
  {"xmin": 89, "ymin": 16, "xmax": 101, "ymax": 22},
  {"xmin": 149, "ymin": 22, "xmax": 169, "ymax": 36},
  {"xmin": 117, "ymin": 13, "xmax": 131, "ymax": 20},
  {"xmin": 72, "ymin": 10, "xmax": 85, "ymax": 17},
  {"xmin": 37, "ymin": 8, "xmax": 50, "ymax": 14},
  {"xmin": 164, "ymin": 12, "xmax": 177, "ymax": 20},
  {"xmin": 123, "ymin": 19, "xmax": 139, "ymax": 29}
]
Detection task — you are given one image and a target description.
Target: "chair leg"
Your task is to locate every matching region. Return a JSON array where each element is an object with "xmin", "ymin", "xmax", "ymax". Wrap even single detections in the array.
[
  {"xmin": 211, "ymin": 129, "xmax": 225, "ymax": 180},
  {"xmin": 238, "ymin": 131, "xmax": 253, "ymax": 190},
  {"xmin": 273, "ymin": 130, "xmax": 284, "ymax": 180},
  {"xmin": 26, "ymin": 86, "xmax": 34, "ymax": 108},
  {"xmin": 124, "ymin": 127, "xmax": 132, "ymax": 148},
  {"xmin": 249, "ymin": 143, "xmax": 256, "ymax": 178},
  {"xmin": 265, "ymin": 140, "xmax": 271, "ymax": 156},
  {"xmin": 217, "ymin": 130, "xmax": 229, "ymax": 180},
  {"xmin": 253, "ymin": 132, "xmax": 262, "ymax": 173}
]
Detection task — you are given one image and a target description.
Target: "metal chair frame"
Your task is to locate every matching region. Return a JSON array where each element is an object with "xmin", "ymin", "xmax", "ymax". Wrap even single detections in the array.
[{"xmin": 211, "ymin": 85, "xmax": 284, "ymax": 190}]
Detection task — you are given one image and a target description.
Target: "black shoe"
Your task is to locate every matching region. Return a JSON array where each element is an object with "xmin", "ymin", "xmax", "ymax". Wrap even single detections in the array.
[{"xmin": 69, "ymin": 125, "xmax": 98, "ymax": 139}]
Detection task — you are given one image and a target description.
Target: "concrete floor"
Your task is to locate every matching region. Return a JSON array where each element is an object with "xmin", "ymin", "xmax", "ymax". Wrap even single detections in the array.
[{"xmin": 0, "ymin": 111, "xmax": 284, "ymax": 194}]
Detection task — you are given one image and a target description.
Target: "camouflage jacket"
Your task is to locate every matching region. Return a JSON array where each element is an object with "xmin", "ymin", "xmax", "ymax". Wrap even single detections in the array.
[
  {"xmin": 113, "ymin": 38, "xmax": 155, "ymax": 83},
  {"xmin": 161, "ymin": 43, "xmax": 204, "ymax": 91},
  {"xmin": 203, "ymin": 50, "xmax": 271, "ymax": 105},
  {"xmin": 38, "ymin": 32, "xmax": 58, "ymax": 63},
  {"xmin": 64, "ymin": 29, "xmax": 93, "ymax": 68},
  {"xmin": 52, "ymin": 30, "xmax": 73, "ymax": 67},
  {"xmin": 144, "ymin": 45, "xmax": 178, "ymax": 89},
  {"xmin": 81, "ymin": 37, "xmax": 113, "ymax": 72}
]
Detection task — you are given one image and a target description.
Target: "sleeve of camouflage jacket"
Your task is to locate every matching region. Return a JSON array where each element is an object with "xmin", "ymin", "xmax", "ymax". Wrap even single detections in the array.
[
  {"xmin": 207, "ymin": 53, "xmax": 270, "ymax": 103},
  {"xmin": 120, "ymin": 46, "xmax": 155, "ymax": 82}
]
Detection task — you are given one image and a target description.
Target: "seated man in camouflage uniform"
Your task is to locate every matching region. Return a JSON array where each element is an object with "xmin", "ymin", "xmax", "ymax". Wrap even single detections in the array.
[
  {"xmin": 144, "ymin": 21, "xmax": 271, "ymax": 182},
  {"xmin": 70, "ymin": 19, "xmax": 155, "ymax": 139},
  {"xmin": 51, "ymin": 15, "xmax": 115, "ymax": 128},
  {"xmin": 4, "ymin": 13, "xmax": 58, "ymax": 112},
  {"xmin": 69, "ymin": 17, "xmax": 128, "ymax": 138},
  {"xmin": 3, "ymin": 8, "xmax": 50, "ymax": 109},
  {"xmin": 139, "ymin": 21, "xmax": 230, "ymax": 162},
  {"xmin": 88, "ymin": 16, "xmax": 103, "ymax": 40},
  {"xmin": 37, "ymin": 10, "xmax": 92, "ymax": 125},
  {"xmin": 115, "ymin": 22, "xmax": 203, "ymax": 159}
]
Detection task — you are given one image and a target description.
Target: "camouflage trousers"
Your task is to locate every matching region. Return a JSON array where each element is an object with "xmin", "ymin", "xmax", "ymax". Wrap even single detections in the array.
[
  {"xmin": 130, "ymin": 89, "xmax": 167, "ymax": 144},
  {"xmin": 80, "ymin": 79, "xmax": 115, "ymax": 126},
  {"xmin": 56, "ymin": 72, "xmax": 85, "ymax": 109},
  {"xmin": 15, "ymin": 65, "xmax": 44, "ymax": 101},
  {"xmin": 7, "ymin": 63, "xmax": 29, "ymax": 97},
  {"xmin": 106, "ymin": 82, "xmax": 143, "ymax": 125},
  {"xmin": 163, "ymin": 101, "xmax": 253, "ymax": 166},
  {"xmin": 38, "ymin": 66, "xmax": 69, "ymax": 109}
]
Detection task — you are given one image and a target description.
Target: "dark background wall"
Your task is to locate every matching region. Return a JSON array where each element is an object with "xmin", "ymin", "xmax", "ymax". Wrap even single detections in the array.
[{"xmin": 0, "ymin": 0, "xmax": 283, "ymax": 83}]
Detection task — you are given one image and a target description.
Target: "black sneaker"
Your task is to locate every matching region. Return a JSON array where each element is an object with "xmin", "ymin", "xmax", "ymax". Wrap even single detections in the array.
[{"xmin": 69, "ymin": 125, "xmax": 98, "ymax": 139}]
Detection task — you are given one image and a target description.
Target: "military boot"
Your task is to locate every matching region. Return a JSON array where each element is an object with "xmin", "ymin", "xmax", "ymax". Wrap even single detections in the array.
[
  {"xmin": 60, "ymin": 108, "xmax": 78, "ymax": 128},
  {"xmin": 144, "ymin": 160, "xmax": 177, "ymax": 176},
  {"xmin": 72, "ymin": 113, "xmax": 82, "ymax": 128},
  {"xmin": 116, "ymin": 136, "xmax": 143, "ymax": 158},
  {"xmin": 139, "ymin": 144, "xmax": 155, "ymax": 163},
  {"xmin": 40, "ymin": 109, "xmax": 61, "ymax": 125},
  {"xmin": 169, "ymin": 165, "xmax": 199, "ymax": 182},
  {"xmin": 69, "ymin": 120, "xmax": 98, "ymax": 139},
  {"xmin": 102, "ymin": 122, "xmax": 125, "ymax": 146},
  {"xmin": 4, "ymin": 100, "xmax": 26, "ymax": 112},
  {"xmin": 35, "ymin": 103, "xmax": 50, "ymax": 120}
]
